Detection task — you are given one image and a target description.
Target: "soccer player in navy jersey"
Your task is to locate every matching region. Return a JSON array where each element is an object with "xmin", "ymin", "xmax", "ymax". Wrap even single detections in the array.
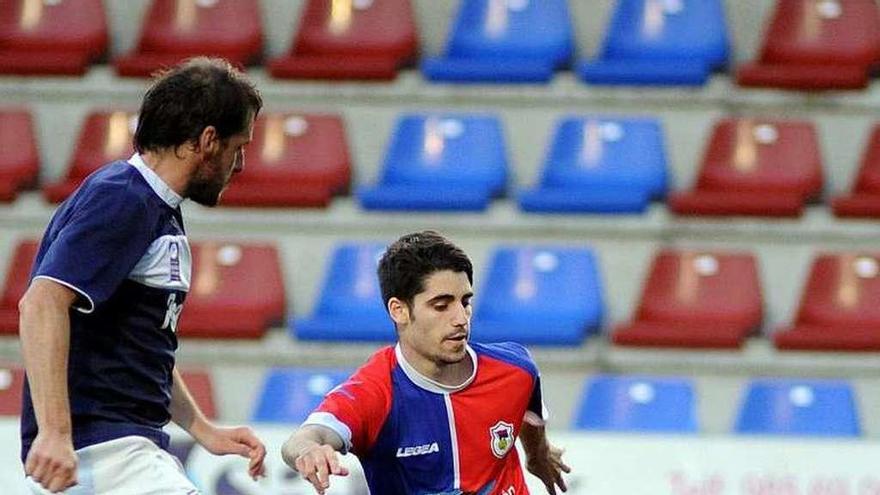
[
  {"xmin": 281, "ymin": 231, "xmax": 571, "ymax": 495},
  {"xmin": 18, "ymin": 57, "xmax": 266, "ymax": 494}
]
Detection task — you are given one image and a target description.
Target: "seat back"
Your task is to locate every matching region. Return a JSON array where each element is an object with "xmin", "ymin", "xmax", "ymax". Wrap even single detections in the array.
[
  {"xmin": 574, "ymin": 374, "xmax": 698, "ymax": 433},
  {"xmin": 0, "ymin": 0, "xmax": 107, "ymax": 56},
  {"xmin": 1, "ymin": 240, "xmax": 38, "ymax": 310},
  {"xmin": 179, "ymin": 369, "xmax": 217, "ymax": 419},
  {"xmin": 70, "ymin": 111, "xmax": 137, "ymax": 180},
  {"xmin": 252, "ymin": 368, "xmax": 352, "ymax": 423},
  {"xmin": 0, "ymin": 110, "xmax": 39, "ymax": 188},
  {"xmin": 792, "ymin": 252, "xmax": 880, "ymax": 328},
  {"xmin": 847, "ymin": 123, "xmax": 880, "ymax": 194},
  {"xmin": 734, "ymin": 378, "xmax": 861, "ymax": 436},
  {"xmin": 0, "ymin": 365, "xmax": 25, "ymax": 416},
  {"xmin": 313, "ymin": 243, "xmax": 388, "ymax": 320}
]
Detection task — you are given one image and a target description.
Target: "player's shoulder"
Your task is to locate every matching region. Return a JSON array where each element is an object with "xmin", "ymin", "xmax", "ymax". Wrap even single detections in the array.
[
  {"xmin": 470, "ymin": 341, "xmax": 539, "ymax": 378},
  {"xmin": 71, "ymin": 161, "xmax": 155, "ymax": 214},
  {"xmin": 353, "ymin": 345, "xmax": 397, "ymax": 383}
]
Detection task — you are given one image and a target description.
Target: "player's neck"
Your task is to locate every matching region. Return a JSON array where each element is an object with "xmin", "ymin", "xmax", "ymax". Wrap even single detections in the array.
[
  {"xmin": 400, "ymin": 345, "xmax": 474, "ymax": 388},
  {"xmin": 140, "ymin": 150, "xmax": 194, "ymax": 198}
]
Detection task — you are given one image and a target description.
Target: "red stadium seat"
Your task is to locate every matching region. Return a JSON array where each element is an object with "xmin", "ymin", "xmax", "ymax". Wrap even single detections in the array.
[
  {"xmin": 668, "ymin": 118, "xmax": 824, "ymax": 217},
  {"xmin": 269, "ymin": 0, "xmax": 418, "ymax": 80},
  {"xmin": 177, "ymin": 242, "xmax": 286, "ymax": 339},
  {"xmin": 0, "ymin": 0, "xmax": 108, "ymax": 76},
  {"xmin": 0, "ymin": 365, "xmax": 25, "ymax": 416},
  {"xmin": 219, "ymin": 113, "xmax": 351, "ymax": 207},
  {"xmin": 775, "ymin": 253, "xmax": 880, "ymax": 351},
  {"xmin": 0, "ymin": 110, "xmax": 39, "ymax": 202},
  {"xmin": 43, "ymin": 110, "xmax": 136, "ymax": 204},
  {"xmin": 737, "ymin": 0, "xmax": 880, "ymax": 90},
  {"xmin": 178, "ymin": 369, "xmax": 217, "ymax": 419},
  {"xmin": 114, "ymin": 0, "xmax": 263, "ymax": 77},
  {"xmin": 833, "ymin": 123, "xmax": 880, "ymax": 217},
  {"xmin": 613, "ymin": 250, "xmax": 763, "ymax": 349},
  {"xmin": 0, "ymin": 240, "xmax": 39, "ymax": 335}
]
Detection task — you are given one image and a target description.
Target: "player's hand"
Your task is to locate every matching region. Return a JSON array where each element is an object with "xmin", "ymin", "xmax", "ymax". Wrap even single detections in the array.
[
  {"xmin": 526, "ymin": 443, "xmax": 571, "ymax": 495},
  {"xmin": 294, "ymin": 443, "xmax": 350, "ymax": 495},
  {"xmin": 24, "ymin": 430, "xmax": 78, "ymax": 493},
  {"xmin": 195, "ymin": 423, "xmax": 267, "ymax": 481}
]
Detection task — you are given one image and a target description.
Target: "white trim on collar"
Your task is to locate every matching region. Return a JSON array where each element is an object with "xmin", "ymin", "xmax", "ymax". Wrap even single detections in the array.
[
  {"xmin": 128, "ymin": 153, "xmax": 184, "ymax": 208},
  {"xmin": 395, "ymin": 343, "xmax": 477, "ymax": 394}
]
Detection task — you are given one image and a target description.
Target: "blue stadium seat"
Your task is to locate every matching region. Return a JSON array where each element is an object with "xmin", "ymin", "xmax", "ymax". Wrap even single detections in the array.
[
  {"xmin": 579, "ymin": 0, "xmax": 730, "ymax": 86},
  {"xmin": 734, "ymin": 379, "xmax": 861, "ymax": 437},
  {"xmin": 422, "ymin": 0, "xmax": 574, "ymax": 83},
  {"xmin": 252, "ymin": 368, "xmax": 352, "ymax": 423},
  {"xmin": 471, "ymin": 246, "xmax": 603, "ymax": 345},
  {"xmin": 518, "ymin": 116, "xmax": 669, "ymax": 213},
  {"xmin": 573, "ymin": 374, "xmax": 698, "ymax": 432},
  {"xmin": 290, "ymin": 243, "xmax": 394, "ymax": 341},
  {"xmin": 357, "ymin": 114, "xmax": 509, "ymax": 211}
]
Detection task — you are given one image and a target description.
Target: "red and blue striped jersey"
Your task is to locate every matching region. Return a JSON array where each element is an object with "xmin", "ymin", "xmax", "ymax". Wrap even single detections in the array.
[{"xmin": 303, "ymin": 341, "xmax": 545, "ymax": 494}]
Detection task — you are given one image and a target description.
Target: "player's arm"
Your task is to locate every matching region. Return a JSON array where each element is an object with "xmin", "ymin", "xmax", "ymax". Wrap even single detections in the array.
[
  {"xmin": 18, "ymin": 278, "xmax": 79, "ymax": 492},
  {"xmin": 282, "ymin": 424, "xmax": 350, "ymax": 494},
  {"xmin": 170, "ymin": 366, "xmax": 266, "ymax": 480},
  {"xmin": 520, "ymin": 420, "xmax": 571, "ymax": 495}
]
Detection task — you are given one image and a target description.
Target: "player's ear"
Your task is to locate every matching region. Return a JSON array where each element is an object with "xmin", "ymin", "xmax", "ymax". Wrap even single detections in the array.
[
  {"xmin": 388, "ymin": 297, "xmax": 410, "ymax": 326},
  {"xmin": 194, "ymin": 125, "xmax": 220, "ymax": 156}
]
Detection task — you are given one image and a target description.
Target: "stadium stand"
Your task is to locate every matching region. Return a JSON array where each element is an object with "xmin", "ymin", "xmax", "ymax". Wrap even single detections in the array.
[
  {"xmin": 269, "ymin": 0, "xmax": 418, "ymax": 80},
  {"xmin": 578, "ymin": 0, "xmax": 729, "ymax": 86},
  {"xmin": 613, "ymin": 249, "xmax": 763, "ymax": 349},
  {"xmin": 518, "ymin": 116, "xmax": 668, "ymax": 214},
  {"xmin": 178, "ymin": 369, "xmax": 217, "ymax": 419},
  {"xmin": 573, "ymin": 374, "xmax": 698, "ymax": 433},
  {"xmin": 471, "ymin": 245, "xmax": 603, "ymax": 345},
  {"xmin": 0, "ymin": 240, "xmax": 38, "ymax": 335},
  {"xmin": 114, "ymin": 0, "xmax": 263, "ymax": 77},
  {"xmin": 357, "ymin": 113, "xmax": 509, "ymax": 211},
  {"xmin": 737, "ymin": 0, "xmax": 880, "ymax": 90},
  {"xmin": 0, "ymin": 365, "xmax": 24, "ymax": 416},
  {"xmin": 43, "ymin": 110, "xmax": 137, "ymax": 204},
  {"xmin": 0, "ymin": 109, "xmax": 39, "ymax": 203},
  {"xmin": 0, "ymin": 0, "xmax": 108, "ymax": 76},
  {"xmin": 668, "ymin": 118, "xmax": 824, "ymax": 217},
  {"xmin": 218, "ymin": 113, "xmax": 351, "ymax": 208},
  {"xmin": 291, "ymin": 242, "xmax": 393, "ymax": 342},
  {"xmin": 177, "ymin": 242, "xmax": 286, "ymax": 339},
  {"xmin": 734, "ymin": 378, "xmax": 861, "ymax": 436},
  {"xmin": 833, "ymin": 123, "xmax": 880, "ymax": 218},
  {"xmin": 422, "ymin": 0, "xmax": 574, "ymax": 83},
  {"xmin": 774, "ymin": 253, "xmax": 880, "ymax": 351},
  {"xmin": 251, "ymin": 368, "xmax": 352, "ymax": 423}
]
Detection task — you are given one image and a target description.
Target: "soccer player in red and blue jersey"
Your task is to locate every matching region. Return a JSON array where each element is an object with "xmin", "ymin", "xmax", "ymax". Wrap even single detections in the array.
[{"xmin": 282, "ymin": 231, "xmax": 571, "ymax": 494}]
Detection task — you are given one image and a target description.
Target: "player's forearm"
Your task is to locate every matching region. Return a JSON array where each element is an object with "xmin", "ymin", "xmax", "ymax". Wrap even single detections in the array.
[
  {"xmin": 18, "ymin": 284, "xmax": 75, "ymax": 434},
  {"xmin": 281, "ymin": 425, "xmax": 344, "ymax": 469},
  {"xmin": 519, "ymin": 422, "xmax": 551, "ymax": 460},
  {"xmin": 170, "ymin": 366, "xmax": 209, "ymax": 436}
]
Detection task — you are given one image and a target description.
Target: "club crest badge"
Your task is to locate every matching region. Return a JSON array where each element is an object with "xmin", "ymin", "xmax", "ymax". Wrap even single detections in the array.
[{"xmin": 489, "ymin": 420, "xmax": 515, "ymax": 458}]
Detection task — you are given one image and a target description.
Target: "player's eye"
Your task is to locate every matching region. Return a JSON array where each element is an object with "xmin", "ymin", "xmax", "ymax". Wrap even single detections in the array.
[{"xmin": 434, "ymin": 305, "xmax": 448, "ymax": 311}]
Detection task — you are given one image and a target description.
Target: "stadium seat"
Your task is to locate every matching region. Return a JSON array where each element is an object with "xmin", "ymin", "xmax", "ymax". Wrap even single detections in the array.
[
  {"xmin": 43, "ymin": 110, "xmax": 137, "ymax": 204},
  {"xmin": 737, "ymin": 0, "xmax": 880, "ymax": 90},
  {"xmin": 114, "ymin": 0, "xmax": 263, "ymax": 77},
  {"xmin": 471, "ymin": 246, "xmax": 603, "ymax": 345},
  {"xmin": 0, "ymin": 110, "xmax": 39, "ymax": 202},
  {"xmin": 252, "ymin": 368, "xmax": 352, "ymax": 423},
  {"xmin": 668, "ymin": 118, "xmax": 824, "ymax": 217},
  {"xmin": 613, "ymin": 249, "xmax": 763, "ymax": 349},
  {"xmin": 0, "ymin": 240, "xmax": 39, "ymax": 335},
  {"xmin": 774, "ymin": 253, "xmax": 880, "ymax": 351},
  {"xmin": 0, "ymin": 365, "xmax": 25, "ymax": 416},
  {"xmin": 734, "ymin": 378, "xmax": 860, "ymax": 437},
  {"xmin": 833, "ymin": 123, "xmax": 880, "ymax": 218},
  {"xmin": 357, "ymin": 113, "xmax": 509, "ymax": 211},
  {"xmin": 578, "ymin": 0, "xmax": 729, "ymax": 86},
  {"xmin": 573, "ymin": 374, "xmax": 698, "ymax": 433},
  {"xmin": 422, "ymin": 0, "xmax": 574, "ymax": 83},
  {"xmin": 218, "ymin": 113, "xmax": 351, "ymax": 207},
  {"xmin": 0, "ymin": 0, "xmax": 108, "ymax": 75},
  {"xmin": 177, "ymin": 242, "xmax": 286, "ymax": 339},
  {"xmin": 269, "ymin": 0, "xmax": 418, "ymax": 81},
  {"xmin": 291, "ymin": 242, "xmax": 393, "ymax": 342},
  {"xmin": 178, "ymin": 369, "xmax": 217, "ymax": 419},
  {"xmin": 518, "ymin": 116, "xmax": 669, "ymax": 214}
]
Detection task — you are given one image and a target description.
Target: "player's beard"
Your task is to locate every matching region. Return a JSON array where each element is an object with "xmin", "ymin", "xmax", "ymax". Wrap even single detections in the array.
[{"xmin": 185, "ymin": 152, "xmax": 229, "ymax": 207}]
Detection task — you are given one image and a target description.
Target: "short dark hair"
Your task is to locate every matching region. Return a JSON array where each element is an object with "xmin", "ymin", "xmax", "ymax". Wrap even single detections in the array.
[
  {"xmin": 134, "ymin": 57, "xmax": 262, "ymax": 154},
  {"xmin": 378, "ymin": 231, "xmax": 473, "ymax": 310}
]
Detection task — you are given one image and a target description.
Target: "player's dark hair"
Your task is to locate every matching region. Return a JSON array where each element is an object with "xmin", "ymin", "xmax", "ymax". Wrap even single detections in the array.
[
  {"xmin": 378, "ymin": 231, "xmax": 473, "ymax": 311},
  {"xmin": 133, "ymin": 57, "xmax": 262, "ymax": 154}
]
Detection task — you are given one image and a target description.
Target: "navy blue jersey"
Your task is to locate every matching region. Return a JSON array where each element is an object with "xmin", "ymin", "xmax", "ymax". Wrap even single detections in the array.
[{"xmin": 20, "ymin": 155, "xmax": 192, "ymax": 462}]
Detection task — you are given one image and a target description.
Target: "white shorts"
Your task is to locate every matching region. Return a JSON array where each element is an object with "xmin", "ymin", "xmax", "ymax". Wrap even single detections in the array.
[{"xmin": 26, "ymin": 436, "xmax": 200, "ymax": 495}]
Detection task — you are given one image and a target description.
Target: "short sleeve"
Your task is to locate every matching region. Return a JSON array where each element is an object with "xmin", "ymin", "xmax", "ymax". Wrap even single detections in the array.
[{"xmin": 33, "ymin": 185, "xmax": 154, "ymax": 313}]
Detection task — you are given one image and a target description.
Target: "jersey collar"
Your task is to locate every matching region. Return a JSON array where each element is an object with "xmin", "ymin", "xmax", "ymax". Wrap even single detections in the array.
[
  {"xmin": 128, "ymin": 153, "xmax": 184, "ymax": 208},
  {"xmin": 395, "ymin": 344, "xmax": 478, "ymax": 394}
]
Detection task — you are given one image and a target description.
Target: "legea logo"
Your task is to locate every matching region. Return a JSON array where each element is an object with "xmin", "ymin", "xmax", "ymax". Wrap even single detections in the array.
[{"xmin": 396, "ymin": 442, "xmax": 440, "ymax": 458}]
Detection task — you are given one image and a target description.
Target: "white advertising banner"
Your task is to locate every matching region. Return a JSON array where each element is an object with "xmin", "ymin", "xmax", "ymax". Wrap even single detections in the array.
[{"xmin": 2, "ymin": 420, "xmax": 879, "ymax": 495}]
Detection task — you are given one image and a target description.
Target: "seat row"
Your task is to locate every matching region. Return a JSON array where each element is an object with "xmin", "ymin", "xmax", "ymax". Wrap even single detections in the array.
[
  {"xmin": 2, "ymin": 0, "xmax": 879, "ymax": 89},
  {"xmin": 2, "ymin": 240, "xmax": 880, "ymax": 351},
  {"xmin": 5, "ymin": 109, "xmax": 880, "ymax": 217}
]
